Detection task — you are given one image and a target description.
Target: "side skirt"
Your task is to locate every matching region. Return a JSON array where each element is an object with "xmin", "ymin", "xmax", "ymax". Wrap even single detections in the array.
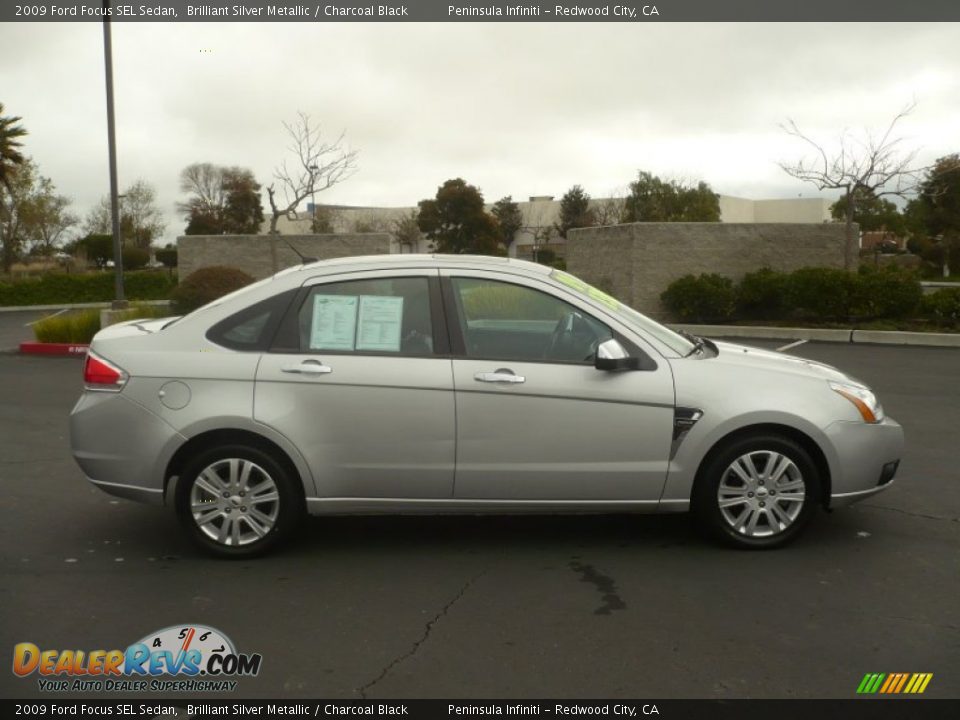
[{"xmin": 305, "ymin": 497, "xmax": 670, "ymax": 516}]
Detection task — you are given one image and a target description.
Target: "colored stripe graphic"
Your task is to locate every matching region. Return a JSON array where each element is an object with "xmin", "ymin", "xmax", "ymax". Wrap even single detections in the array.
[
  {"xmin": 892, "ymin": 673, "xmax": 909, "ymax": 693},
  {"xmin": 858, "ymin": 672, "xmax": 933, "ymax": 694}
]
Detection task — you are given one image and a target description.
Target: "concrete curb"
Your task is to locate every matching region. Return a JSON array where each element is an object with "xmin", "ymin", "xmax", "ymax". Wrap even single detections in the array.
[
  {"xmin": 19, "ymin": 342, "xmax": 89, "ymax": 357},
  {"xmin": 675, "ymin": 324, "xmax": 960, "ymax": 348},
  {"xmin": 0, "ymin": 300, "xmax": 170, "ymax": 313}
]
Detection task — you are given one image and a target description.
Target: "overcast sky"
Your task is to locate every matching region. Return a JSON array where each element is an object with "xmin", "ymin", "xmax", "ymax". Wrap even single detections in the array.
[{"xmin": 1, "ymin": 21, "xmax": 958, "ymax": 244}]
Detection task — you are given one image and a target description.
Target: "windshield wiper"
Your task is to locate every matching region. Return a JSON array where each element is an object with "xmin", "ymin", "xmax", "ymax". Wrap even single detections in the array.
[{"xmin": 675, "ymin": 329, "xmax": 704, "ymax": 357}]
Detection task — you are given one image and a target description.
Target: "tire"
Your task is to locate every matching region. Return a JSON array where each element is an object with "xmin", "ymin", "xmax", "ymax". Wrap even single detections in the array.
[
  {"xmin": 692, "ymin": 434, "xmax": 820, "ymax": 549},
  {"xmin": 175, "ymin": 444, "xmax": 304, "ymax": 558}
]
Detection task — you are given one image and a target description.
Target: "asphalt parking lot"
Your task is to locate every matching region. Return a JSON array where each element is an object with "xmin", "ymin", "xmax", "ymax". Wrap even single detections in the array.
[{"xmin": 0, "ymin": 340, "xmax": 957, "ymax": 700}]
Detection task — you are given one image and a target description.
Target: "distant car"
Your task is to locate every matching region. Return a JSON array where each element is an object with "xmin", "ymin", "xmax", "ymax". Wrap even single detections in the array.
[
  {"xmin": 69, "ymin": 255, "xmax": 903, "ymax": 556},
  {"xmin": 105, "ymin": 260, "xmax": 115, "ymax": 268}
]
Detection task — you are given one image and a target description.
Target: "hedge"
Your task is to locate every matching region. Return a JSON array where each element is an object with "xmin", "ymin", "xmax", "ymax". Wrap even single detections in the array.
[
  {"xmin": 662, "ymin": 266, "xmax": 946, "ymax": 325},
  {"xmin": 0, "ymin": 270, "xmax": 176, "ymax": 307},
  {"xmin": 660, "ymin": 273, "xmax": 736, "ymax": 323},
  {"xmin": 921, "ymin": 288, "xmax": 960, "ymax": 327}
]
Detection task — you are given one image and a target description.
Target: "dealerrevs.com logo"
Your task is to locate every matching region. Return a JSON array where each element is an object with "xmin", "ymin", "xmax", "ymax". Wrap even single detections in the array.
[{"xmin": 12, "ymin": 624, "xmax": 262, "ymax": 692}]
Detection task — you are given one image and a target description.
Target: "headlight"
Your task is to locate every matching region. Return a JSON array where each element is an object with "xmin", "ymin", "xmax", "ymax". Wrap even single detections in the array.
[{"xmin": 829, "ymin": 381, "xmax": 884, "ymax": 423}]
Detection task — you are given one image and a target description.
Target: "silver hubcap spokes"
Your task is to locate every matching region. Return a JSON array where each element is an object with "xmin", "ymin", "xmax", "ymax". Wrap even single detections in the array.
[
  {"xmin": 717, "ymin": 450, "xmax": 805, "ymax": 538},
  {"xmin": 190, "ymin": 459, "xmax": 280, "ymax": 546}
]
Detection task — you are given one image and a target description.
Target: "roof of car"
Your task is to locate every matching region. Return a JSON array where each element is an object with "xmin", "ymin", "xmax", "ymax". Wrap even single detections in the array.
[{"xmin": 280, "ymin": 253, "xmax": 552, "ymax": 278}]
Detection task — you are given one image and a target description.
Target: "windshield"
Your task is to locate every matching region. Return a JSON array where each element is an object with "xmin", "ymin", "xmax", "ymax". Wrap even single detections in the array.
[{"xmin": 550, "ymin": 269, "xmax": 695, "ymax": 356}]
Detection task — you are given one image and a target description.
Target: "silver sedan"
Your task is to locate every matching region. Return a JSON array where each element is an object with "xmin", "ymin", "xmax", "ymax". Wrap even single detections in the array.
[{"xmin": 70, "ymin": 255, "xmax": 903, "ymax": 556}]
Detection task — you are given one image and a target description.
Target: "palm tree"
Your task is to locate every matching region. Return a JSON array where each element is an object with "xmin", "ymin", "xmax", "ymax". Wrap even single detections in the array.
[{"xmin": 0, "ymin": 103, "xmax": 27, "ymax": 193}]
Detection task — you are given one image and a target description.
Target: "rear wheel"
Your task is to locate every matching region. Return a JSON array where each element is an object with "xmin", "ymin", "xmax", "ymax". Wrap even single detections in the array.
[
  {"xmin": 175, "ymin": 445, "xmax": 303, "ymax": 558},
  {"xmin": 693, "ymin": 434, "xmax": 820, "ymax": 549}
]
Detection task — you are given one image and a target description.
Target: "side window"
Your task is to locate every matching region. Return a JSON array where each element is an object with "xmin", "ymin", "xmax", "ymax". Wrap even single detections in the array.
[
  {"xmin": 451, "ymin": 277, "xmax": 612, "ymax": 363},
  {"xmin": 295, "ymin": 277, "xmax": 434, "ymax": 356},
  {"xmin": 207, "ymin": 290, "xmax": 297, "ymax": 351}
]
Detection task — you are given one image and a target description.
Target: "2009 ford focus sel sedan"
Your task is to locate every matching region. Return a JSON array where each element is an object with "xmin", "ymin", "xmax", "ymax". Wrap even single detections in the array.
[{"xmin": 70, "ymin": 255, "xmax": 904, "ymax": 556}]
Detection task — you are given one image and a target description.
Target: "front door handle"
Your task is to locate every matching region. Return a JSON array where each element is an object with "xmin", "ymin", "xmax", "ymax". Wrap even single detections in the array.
[
  {"xmin": 281, "ymin": 359, "xmax": 332, "ymax": 376},
  {"xmin": 474, "ymin": 368, "xmax": 525, "ymax": 384}
]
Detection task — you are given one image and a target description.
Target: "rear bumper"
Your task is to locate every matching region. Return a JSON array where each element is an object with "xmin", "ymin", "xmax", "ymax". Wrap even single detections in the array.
[
  {"xmin": 87, "ymin": 478, "xmax": 164, "ymax": 505},
  {"xmin": 70, "ymin": 391, "xmax": 183, "ymax": 504},
  {"xmin": 823, "ymin": 416, "xmax": 904, "ymax": 508}
]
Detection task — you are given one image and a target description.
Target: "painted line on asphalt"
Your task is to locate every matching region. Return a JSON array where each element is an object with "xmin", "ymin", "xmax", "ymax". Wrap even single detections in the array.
[
  {"xmin": 25, "ymin": 308, "xmax": 67, "ymax": 326},
  {"xmin": 776, "ymin": 339, "xmax": 808, "ymax": 352}
]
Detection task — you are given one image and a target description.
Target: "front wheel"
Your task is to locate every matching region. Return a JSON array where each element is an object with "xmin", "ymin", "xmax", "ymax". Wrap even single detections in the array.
[
  {"xmin": 692, "ymin": 435, "xmax": 820, "ymax": 549},
  {"xmin": 175, "ymin": 445, "xmax": 303, "ymax": 558}
]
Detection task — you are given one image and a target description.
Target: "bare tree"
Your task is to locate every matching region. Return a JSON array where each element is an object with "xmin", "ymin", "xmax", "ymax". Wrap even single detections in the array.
[
  {"xmin": 177, "ymin": 163, "xmax": 226, "ymax": 218},
  {"xmin": 391, "ymin": 209, "xmax": 422, "ymax": 253},
  {"xmin": 591, "ymin": 187, "xmax": 629, "ymax": 226},
  {"xmin": 779, "ymin": 103, "xmax": 927, "ymax": 269},
  {"xmin": 266, "ymin": 112, "xmax": 358, "ymax": 234}
]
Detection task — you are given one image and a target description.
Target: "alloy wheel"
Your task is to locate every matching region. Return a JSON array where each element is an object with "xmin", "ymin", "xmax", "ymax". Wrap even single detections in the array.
[
  {"xmin": 717, "ymin": 450, "xmax": 806, "ymax": 538},
  {"xmin": 189, "ymin": 458, "xmax": 281, "ymax": 547}
]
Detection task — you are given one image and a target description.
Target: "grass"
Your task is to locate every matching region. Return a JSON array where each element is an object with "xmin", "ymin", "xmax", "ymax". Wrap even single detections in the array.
[
  {"xmin": 31, "ymin": 303, "xmax": 171, "ymax": 344},
  {"xmin": 110, "ymin": 303, "xmax": 172, "ymax": 323},
  {"xmin": 32, "ymin": 310, "xmax": 101, "ymax": 343}
]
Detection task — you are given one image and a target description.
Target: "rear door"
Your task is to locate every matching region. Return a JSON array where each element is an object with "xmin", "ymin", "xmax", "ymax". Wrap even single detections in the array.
[{"xmin": 254, "ymin": 269, "xmax": 456, "ymax": 499}]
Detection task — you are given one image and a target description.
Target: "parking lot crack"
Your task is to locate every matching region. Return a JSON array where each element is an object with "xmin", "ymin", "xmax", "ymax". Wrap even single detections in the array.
[
  {"xmin": 861, "ymin": 504, "xmax": 959, "ymax": 523},
  {"xmin": 0, "ymin": 458, "xmax": 63, "ymax": 464},
  {"xmin": 356, "ymin": 570, "xmax": 484, "ymax": 699}
]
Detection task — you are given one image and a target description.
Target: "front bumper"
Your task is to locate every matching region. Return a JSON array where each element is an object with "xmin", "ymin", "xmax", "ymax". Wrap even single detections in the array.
[{"xmin": 823, "ymin": 416, "xmax": 904, "ymax": 508}]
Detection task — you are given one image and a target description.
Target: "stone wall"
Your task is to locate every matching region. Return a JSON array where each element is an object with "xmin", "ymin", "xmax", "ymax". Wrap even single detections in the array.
[
  {"xmin": 566, "ymin": 223, "xmax": 847, "ymax": 318},
  {"xmin": 177, "ymin": 233, "xmax": 392, "ymax": 280}
]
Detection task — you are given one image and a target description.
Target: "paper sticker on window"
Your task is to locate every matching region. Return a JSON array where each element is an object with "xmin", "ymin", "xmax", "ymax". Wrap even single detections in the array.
[
  {"xmin": 356, "ymin": 295, "xmax": 404, "ymax": 352},
  {"xmin": 310, "ymin": 295, "xmax": 358, "ymax": 350}
]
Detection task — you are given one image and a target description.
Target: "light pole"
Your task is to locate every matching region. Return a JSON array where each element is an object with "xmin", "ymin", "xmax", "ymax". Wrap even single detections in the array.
[
  {"xmin": 309, "ymin": 164, "xmax": 319, "ymax": 230},
  {"xmin": 102, "ymin": 0, "xmax": 126, "ymax": 308}
]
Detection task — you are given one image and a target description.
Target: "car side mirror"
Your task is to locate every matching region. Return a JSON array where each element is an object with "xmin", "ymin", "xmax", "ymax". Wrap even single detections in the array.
[{"xmin": 594, "ymin": 338, "xmax": 642, "ymax": 371}]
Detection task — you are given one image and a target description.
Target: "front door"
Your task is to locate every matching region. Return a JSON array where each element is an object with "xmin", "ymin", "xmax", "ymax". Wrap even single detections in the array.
[{"xmin": 443, "ymin": 272, "xmax": 675, "ymax": 501}]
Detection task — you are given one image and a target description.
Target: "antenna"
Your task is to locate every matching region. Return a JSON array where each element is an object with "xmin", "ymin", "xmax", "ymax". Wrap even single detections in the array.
[{"xmin": 285, "ymin": 241, "xmax": 318, "ymax": 264}]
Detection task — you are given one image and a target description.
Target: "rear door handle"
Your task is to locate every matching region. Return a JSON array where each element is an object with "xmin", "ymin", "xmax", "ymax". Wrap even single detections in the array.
[
  {"xmin": 474, "ymin": 368, "xmax": 525, "ymax": 384},
  {"xmin": 281, "ymin": 359, "xmax": 332, "ymax": 375}
]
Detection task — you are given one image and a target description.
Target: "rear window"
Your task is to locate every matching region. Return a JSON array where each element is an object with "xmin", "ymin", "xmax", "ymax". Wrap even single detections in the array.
[{"xmin": 206, "ymin": 290, "xmax": 297, "ymax": 351}]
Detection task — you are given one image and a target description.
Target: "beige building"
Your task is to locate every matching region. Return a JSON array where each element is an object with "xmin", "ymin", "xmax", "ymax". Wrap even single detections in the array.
[{"xmin": 266, "ymin": 194, "xmax": 835, "ymax": 259}]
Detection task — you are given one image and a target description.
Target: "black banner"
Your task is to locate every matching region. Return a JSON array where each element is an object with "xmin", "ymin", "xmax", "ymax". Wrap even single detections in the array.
[
  {"xmin": 2, "ymin": 699, "xmax": 960, "ymax": 720},
  {"xmin": 3, "ymin": 0, "xmax": 960, "ymax": 23}
]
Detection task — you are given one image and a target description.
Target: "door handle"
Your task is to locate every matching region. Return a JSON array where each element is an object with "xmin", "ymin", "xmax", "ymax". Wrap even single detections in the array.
[
  {"xmin": 474, "ymin": 368, "xmax": 525, "ymax": 384},
  {"xmin": 281, "ymin": 360, "xmax": 332, "ymax": 375}
]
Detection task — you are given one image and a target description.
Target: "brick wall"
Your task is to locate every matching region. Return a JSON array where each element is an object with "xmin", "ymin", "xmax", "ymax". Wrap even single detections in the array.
[
  {"xmin": 177, "ymin": 234, "xmax": 392, "ymax": 280},
  {"xmin": 566, "ymin": 223, "xmax": 847, "ymax": 317}
]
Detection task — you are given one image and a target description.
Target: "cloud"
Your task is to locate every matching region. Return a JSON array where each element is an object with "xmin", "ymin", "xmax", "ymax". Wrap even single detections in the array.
[{"xmin": 1, "ymin": 21, "xmax": 957, "ymax": 243}]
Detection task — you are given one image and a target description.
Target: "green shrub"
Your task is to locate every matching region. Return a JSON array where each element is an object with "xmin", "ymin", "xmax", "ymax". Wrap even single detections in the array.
[
  {"xmin": 661, "ymin": 273, "xmax": 736, "ymax": 323},
  {"xmin": 786, "ymin": 267, "xmax": 856, "ymax": 320},
  {"xmin": 33, "ymin": 310, "xmax": 101, "ymax": 343},
  {"xmin": 921, "ymin": 288, "xmax": 960, "ymax": 327},
  {"xmin": 170, "ymin": 266, "xmax": 255, "ymax": 315},
  {"xmin": 121, "ymin": 246, "xmax": 150, "ymax": 271},
  {"xmin": 736, "ymin": 268, "xmax": 788, "ymax": 320},
  {"xmin": 851, "ymin": 265, "xmax": 922, "ymax": 319},
  {"xmin": 155, "ymin": 247, "xmax": 178, "ymax": 268},
  {"xmin": 0, "ymin": 271, "xmax": 175, "ymax": 306}
]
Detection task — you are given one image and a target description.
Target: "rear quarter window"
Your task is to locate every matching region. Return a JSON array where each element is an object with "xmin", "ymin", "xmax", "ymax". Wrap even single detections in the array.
[{"xmin": 206, "ymin": 289, "xmax": 298, "ymax": 351}]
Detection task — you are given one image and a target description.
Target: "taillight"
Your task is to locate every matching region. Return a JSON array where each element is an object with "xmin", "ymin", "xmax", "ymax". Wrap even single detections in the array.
[{"xmin": 83, "ymin": 351, "xmax": 128, "ymax": 392}]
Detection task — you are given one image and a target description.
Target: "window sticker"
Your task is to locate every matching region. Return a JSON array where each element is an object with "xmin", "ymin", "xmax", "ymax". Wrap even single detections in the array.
[
  {"xmin": 356, "ymin": 295, "xmax": 404, "ymax": 352},
  {"xmin": 309, "ymin": 295, "xmax": 358, "ymax": 350},
  {"xmin": 551, "ymin": 270, "xmax": 620, "ymax": 311}
]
